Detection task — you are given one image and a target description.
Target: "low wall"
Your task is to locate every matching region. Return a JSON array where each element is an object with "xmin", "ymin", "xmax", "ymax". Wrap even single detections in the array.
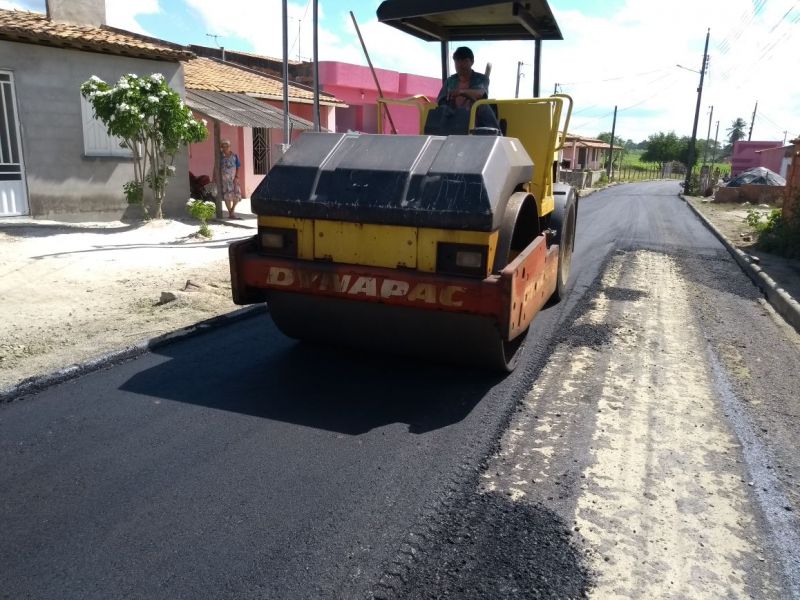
[{"xmin": 713, "ymin": 184, "xmax": 786, "ymax": 205}]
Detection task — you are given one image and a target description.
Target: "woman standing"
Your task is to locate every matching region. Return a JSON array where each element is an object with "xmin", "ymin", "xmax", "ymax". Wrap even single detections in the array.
[{"xmin": 219, "ymin": 140, "xmax": 241, "ymax": 219}]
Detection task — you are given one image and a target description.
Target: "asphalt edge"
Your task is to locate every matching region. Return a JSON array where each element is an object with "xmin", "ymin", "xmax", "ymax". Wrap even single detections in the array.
[
  {"xmin": 681, "ymin": 194, "xmax": 800, "ymax": 335},
  {"xmin": 0, "ymin": 305, "xmax": 265, "ymax": 404}
]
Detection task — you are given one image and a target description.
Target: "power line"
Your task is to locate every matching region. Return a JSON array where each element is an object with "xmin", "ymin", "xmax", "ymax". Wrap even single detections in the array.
[{"xmin": 558, "ymin": 67, "xmax": 671, "ymax": 87}]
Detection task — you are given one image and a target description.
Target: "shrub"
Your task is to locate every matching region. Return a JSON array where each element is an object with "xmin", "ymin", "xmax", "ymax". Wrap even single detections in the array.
[
  {"xmin": 746, "ymin": 207, "xmax": 800, "ymax": 258},
  {"xmin": 186, "ymin": 198, "xmax": 216, "ymax": 238},
  {"xmin": 81, "ymin": 74, "xmax": 208, "ymax": 219}
]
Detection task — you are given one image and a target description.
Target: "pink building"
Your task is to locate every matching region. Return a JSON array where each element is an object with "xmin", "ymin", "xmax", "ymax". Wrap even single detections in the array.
[
  {"xmin": 731, "ymin": 140, "xmax": 783, "ymax": 176},
  {"xmin": 183, "ymin": 57, "xmax": 346, "ymax": 199},
  {"xmin": 317, "ymin": 61, "xmax": 442, "ymax": 134},
  {"xmin": 755, "ymin": 145, "xmax": 794, "ymax": 178}
]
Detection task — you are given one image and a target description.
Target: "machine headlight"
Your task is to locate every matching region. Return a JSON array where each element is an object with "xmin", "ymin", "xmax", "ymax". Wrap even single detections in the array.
[
  {"xmin": 436, "ymin": 243, "xmax": 488, "ymax": 278},
  {"xmin": 258, "ymin": 227, "xmax": 297, "ymax": 257}
]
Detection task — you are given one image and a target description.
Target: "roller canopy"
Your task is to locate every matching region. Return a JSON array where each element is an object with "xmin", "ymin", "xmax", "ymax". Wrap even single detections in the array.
[
  {"xmin": 251, "ymin": 132, "xmax": 534, "ymax": 231},
  {"xmin": 376, "ymin": 0, "xmax": 562, "ymax": 41}
]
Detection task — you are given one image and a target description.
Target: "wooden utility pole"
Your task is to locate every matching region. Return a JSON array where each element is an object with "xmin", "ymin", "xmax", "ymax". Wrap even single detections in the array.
[
  {"xmin": 607, "ymin": 105, "xmax": 617, "ymax": 179},
  {"xmin": 683, "ymin": 28, "xmax": 710, "ymax": 195},
  {"xmin": 213, "ymin": 120, "xmax": 222, "ymax": 218},
  {"xmin": 702, "ymin": 105, "xmax": 713, "ymax": 165},
  {"xmin": 710, "ymin": 120, "xmax": 720, "ymax": 167},
  {"xmin": 748, "ymin": 100, "xmax": 758, "ymax": 141},
  {"xmin": 785, "ymin": 138, "xmax": 800, "ymax": 223}
]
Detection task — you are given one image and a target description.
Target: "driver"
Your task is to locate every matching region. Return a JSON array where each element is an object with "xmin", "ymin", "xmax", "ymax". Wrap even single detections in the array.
[
  {"xmin": 436, "ymin": 46, "xmax": 490, "ymax": 109},
  {"xmin": 435, "ymin": 46, "xmax": 499, "ymax": 131}
]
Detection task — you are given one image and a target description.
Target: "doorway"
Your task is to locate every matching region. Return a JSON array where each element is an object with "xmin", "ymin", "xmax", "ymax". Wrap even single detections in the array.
[{"xmin": 0, "ymin": 71, "xmax": 29, "ymax": 216}]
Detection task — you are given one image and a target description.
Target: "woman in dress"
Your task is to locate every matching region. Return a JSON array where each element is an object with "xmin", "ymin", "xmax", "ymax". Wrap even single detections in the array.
[{"xmin": 219, "ymin": 140, "xmax": 241, "ymax": 219}]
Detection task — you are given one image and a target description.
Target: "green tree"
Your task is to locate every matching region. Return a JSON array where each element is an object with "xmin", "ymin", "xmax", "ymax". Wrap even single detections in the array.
[
  {"xmin": 727, "ymin": 117, "xmax": 747, "ymax": 145},
  {"xmin": 81, "ymin": 73, "xmax": 208, "ymax": 219},
  {"xmin": 641, "ymin": 132, "xmax": 683, "ymax": 169}
]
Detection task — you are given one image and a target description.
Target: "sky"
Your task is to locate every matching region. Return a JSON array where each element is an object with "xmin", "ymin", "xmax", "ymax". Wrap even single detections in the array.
[{"xmin": 4, "ymin": 0, "xmax": 799, "ymax": 144}]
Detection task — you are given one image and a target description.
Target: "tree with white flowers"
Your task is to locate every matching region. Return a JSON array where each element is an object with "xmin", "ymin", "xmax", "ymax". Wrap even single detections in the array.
[{"xmin": 81, "ymin": 73, "xmax": 208, "ymax": 219}]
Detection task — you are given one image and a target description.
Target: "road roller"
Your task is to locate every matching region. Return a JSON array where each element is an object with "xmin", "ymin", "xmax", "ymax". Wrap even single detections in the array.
[{"xmin": 228, "ymin": 0, "xmax": 577, "ymax": 371}]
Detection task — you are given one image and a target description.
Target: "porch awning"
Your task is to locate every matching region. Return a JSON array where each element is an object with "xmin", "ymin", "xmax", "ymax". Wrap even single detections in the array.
[{"xmin": 185, "ymin": 90, "xmax": 316, "ymax": 130}]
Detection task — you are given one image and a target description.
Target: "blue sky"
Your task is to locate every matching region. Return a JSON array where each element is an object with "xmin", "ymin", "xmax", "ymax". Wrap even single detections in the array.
[{"xmin": 4, "ymin": 0, "xmax": 798, "ymax": 143}]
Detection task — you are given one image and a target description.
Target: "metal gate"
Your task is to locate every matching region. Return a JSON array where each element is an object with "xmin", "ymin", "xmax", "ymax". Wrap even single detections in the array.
[{"xmin": 0, "ymin": 71, "xmax": 28, "ymax": 216}]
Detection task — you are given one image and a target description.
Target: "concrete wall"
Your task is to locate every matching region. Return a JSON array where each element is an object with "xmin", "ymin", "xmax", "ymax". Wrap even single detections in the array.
[
  {"xmin": 0, "ymin": 40, "xmax": 190, "ymax": 221},
  {"xmin": 713, "ymin": 184, "xmax": 786, "ymax": 205}
]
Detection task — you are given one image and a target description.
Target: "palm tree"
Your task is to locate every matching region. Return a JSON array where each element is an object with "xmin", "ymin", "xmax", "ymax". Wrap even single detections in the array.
[{"xmin": 727, "ymin": 118, "xmax": 747, "ymax": 144}]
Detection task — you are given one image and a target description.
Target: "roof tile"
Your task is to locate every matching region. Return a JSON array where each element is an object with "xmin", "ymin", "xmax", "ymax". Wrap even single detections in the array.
[
  {"xmin": 0, "ymin": 9, "xmax": 194, "ymax": 61},
  {"xmin": 183, "ymin": 57, "xmax": 344, "ymax": 106}
]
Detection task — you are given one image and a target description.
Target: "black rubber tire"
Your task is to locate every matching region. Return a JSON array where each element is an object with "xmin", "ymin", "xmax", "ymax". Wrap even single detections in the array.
[
  {"xmin": 549, "ymin": 185, "xmax": 578, "ymax": 303},
  {"xmin": 268, "ymin": 292, "xmax": 522, "ymax": 372}
]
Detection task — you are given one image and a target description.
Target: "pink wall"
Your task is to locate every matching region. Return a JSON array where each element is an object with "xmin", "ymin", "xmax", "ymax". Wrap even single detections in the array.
[
  {"xmin": 318, "ymin": 61, "xmax": 441, "ymax": 134},
  {"xmin": 731, "ymin": 140, "xmax": 783, "ymax": 176},
  {"xmin": 755, "ymin": 145, "xmax": 790, "ymax": 176}
]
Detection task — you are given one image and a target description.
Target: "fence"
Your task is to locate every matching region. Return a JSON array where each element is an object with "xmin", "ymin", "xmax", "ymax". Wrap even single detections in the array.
[{"xmin": 612, "ymin": 165, "xmax": 685, "ymax": 182}]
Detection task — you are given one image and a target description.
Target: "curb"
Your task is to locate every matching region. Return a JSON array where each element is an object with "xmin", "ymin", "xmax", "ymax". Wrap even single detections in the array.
[
  {"xmin": 681, "ymin": 194, "xmax": 800, "ymax": 335},
  {"xmin": 0, "ymin": 305, "xmax": 265, "ymax": 404}
]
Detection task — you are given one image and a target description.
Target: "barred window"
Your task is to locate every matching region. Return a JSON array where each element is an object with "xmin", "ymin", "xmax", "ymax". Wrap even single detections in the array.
[{"xmin": 253, "ymin": 127, "xmax": 268, "ymax": 174}]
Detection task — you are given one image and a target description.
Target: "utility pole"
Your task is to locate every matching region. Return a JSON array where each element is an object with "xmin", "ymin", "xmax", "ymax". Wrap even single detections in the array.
[
  {"xmin": 607, "ymin": 105, "xmax": 617, "ymax": 179},
  {"xmin": 515, "ymin": 61, "xmax": 522, "ymax": 98},
  {"xmin": 702, "ymin": 105, "xmax": 713, "ymax": 165},
  {"xmin": 748, "ymin": 100, "xmax": 758, "ymax": 141},
  {"xmin": 710, "ymin": 120, "xmax": 720, "ymax": 166},
  {"xmin": 783, "ymin": 130, "xmax": 788, "ymax": 145},
  {"xmin": 553, "ymin": 82, "xmax": 559, "ymax": 94},
  {"xmin": 312, "ymin": 0, "xmax": 320, "ymax": 131},
  {"xmin": 281, "ymin": 0, "xmax": 290, "ymax": 152},
  {"xmin": 683, "ymin": 28, "xmax": 710, "ymax": 195}
]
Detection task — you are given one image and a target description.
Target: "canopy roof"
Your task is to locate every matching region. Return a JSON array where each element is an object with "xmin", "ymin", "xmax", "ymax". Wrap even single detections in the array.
[
  {"xmin": 185, "ymin": 90, "xmax": 316, "ymax": 130},
  {"xmin": 376, "ymin": 0, "xmax": 562, "ymax": 42}
]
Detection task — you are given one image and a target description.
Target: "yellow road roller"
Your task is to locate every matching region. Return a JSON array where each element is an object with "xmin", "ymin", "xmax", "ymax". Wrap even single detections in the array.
[{"xmin": 229, "ymin": 0, "xmax": 576, "ymax": 371}]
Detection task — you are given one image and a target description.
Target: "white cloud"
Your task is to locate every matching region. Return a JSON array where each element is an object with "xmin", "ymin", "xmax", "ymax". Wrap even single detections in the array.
[
  {"xmin": 105, "ymin": 0, "xmax": 160, "ymax": 35},
  {"xmin": 116, "ymin": 0, "xmax": 800, "ymax": 144}
]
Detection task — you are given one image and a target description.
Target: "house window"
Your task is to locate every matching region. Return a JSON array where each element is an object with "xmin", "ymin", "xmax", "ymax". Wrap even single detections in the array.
[
  {"xmin": 80, "ymin": 95, "xmax": 132, "ymax": 157},
  {"xmin": 253, "ymin": 127, "xmax": 269, "ymax": 174}
]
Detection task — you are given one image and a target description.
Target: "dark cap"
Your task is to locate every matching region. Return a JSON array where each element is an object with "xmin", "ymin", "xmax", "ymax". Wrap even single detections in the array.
[{"xmin": 452, "ymin": 46, "xmax": 474, "ymax": 61}]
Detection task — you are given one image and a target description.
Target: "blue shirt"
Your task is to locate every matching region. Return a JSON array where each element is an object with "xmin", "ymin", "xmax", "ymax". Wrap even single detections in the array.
[{"xmin": 436, "ymin": 71, "xmax": 490, "ymax": 107}]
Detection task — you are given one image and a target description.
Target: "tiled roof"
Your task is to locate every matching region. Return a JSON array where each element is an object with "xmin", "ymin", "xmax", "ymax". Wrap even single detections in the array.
[
  {"xmin": 0, "ymin": 9, "xmax": 194, "ymax": 61},
  {"xmin": 183, "ymin": 57, "xmax": 345, "ymax": 106},
  {"xmin": 566, "ymin": 134, "xmax": 612, "ymax": 149}
]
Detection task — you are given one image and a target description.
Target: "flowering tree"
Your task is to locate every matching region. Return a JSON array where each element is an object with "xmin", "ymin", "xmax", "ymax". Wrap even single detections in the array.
[{"xmin": 81, "ymin": 73, "xmax": 208, "ymax": 219}]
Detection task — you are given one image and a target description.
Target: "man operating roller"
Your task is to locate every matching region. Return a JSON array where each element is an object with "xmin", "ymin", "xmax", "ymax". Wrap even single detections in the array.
[{"xmin": 436, "ymin": 46, "xmax": 500, "ymax": 131}]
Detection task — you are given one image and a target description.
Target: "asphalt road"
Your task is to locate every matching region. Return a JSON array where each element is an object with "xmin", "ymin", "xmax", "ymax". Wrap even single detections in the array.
[{"xmin": 2, "ymin": 181, "xmax": 799, "ymax": 599}]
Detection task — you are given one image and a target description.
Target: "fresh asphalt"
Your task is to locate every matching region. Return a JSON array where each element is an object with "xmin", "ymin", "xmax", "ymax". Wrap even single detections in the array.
[{"xmin": 2, "ymin": 181, "xmax": 797, "ymax": 598}]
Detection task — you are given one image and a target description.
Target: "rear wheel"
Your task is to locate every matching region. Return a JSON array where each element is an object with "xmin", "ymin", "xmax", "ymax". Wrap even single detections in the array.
[
  {"xmin": 485, "ymin": 192, "xmax": 544, "ymax": 371},
  {"xmin": 549, "ymin": 185, "xmax": 577, "ymax": 303}
]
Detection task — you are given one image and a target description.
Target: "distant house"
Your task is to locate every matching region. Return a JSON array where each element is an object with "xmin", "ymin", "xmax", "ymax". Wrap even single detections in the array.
[
  {"xmin": 182, "ymin": 56, "xmax": 347, "ymax": 198},
  {"xmin": 0, "ymin": 1, "xmax": 194, "ymax": 219},
  {"xmin": 560, "ymin": 135, "xmax": 612, "ymax": 171},
  {"xmin": 731, "ymin": 140, "xmax": 785, "ymax": 176}
]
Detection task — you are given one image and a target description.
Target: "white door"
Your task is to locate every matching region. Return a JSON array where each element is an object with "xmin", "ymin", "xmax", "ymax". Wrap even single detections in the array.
[{"xmin": 0, "ymin": 71, "xmax": 28, "ymax": 216}]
